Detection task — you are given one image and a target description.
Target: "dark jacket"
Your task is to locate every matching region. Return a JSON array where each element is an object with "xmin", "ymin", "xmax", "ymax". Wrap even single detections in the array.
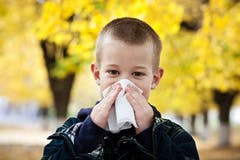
[{"xmin": 42, "ymin": 105, "xmax": 199, "ymax": 160}]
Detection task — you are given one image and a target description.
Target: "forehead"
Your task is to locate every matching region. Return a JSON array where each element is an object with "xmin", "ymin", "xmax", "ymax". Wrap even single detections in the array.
[
  {"xmin": 99, "ymin": 34, "xmax": 154, "ymax": 54},
  {"xmin": 99, "ymin": 35, "xmax": 154, "ymax": 67}
]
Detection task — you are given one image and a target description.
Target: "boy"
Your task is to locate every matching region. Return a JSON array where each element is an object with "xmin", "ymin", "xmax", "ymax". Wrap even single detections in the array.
[{"xmin": 42, "ymin": 17, "xmax": 199, "ymax": 160}]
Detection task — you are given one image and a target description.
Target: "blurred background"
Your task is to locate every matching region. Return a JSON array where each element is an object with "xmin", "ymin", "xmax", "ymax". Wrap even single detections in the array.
[{"xmin": 0, "ymin": 0, "xmax": 240, "ymax": 159}]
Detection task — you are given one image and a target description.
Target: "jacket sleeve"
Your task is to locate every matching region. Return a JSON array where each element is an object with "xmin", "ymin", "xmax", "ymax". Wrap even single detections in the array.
[
  {"xmin": 74, "ymin": 115, "xmax": 105, "ymax": 153},
  {"xmin": 41, "ymin": 117, "xmax": 92, "ymax": 160},
  {"xmin": 153, "ymin": 118, "xmax": 199, "ymax": 160}
]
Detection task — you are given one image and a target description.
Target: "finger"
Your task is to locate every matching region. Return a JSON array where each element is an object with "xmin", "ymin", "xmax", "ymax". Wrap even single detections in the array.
[
  {"xmin": 102, "ymin": 84, "xmax": 122, "ymax": 108},
  {"xmin": 92, "ymin": 84, "xmax": 121, "ymax": 121},
  {"xmin": 126, "ymin": 92, "xmax": 141, "ymax": 113},
  {"xmin": 126, "ymin": 85, "xmax": 146, "ymax": 106},
  {"xmin": 127, "ymin": 84, "xmax": 142, "ymax": 93},
  {"xmin": 103, "ymin": 82, "xmax": 119, "ymax": 97},
  {"xmin": 126, "ymin": 86, "xmax": 153, "ymax": 118}
]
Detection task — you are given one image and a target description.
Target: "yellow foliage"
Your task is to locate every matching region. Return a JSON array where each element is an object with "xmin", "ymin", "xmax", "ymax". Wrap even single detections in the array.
[
  {"xmin": 151, "ymin": 0, "xmax": 240, "ymax": 114},
  {"xmin": 35, "ymin": 0, "xmax": 183, "ymax": 49},
  {"xmin": 5, "ymin": 0, "xmax": 240, "ymax": 115},
  {"xmin": 0, "ymin": 0, "xmax": 52, "ymax": 107},
  {"xmin": 197, "ymin": 1, "xmax": 240, "ymax": 91}
]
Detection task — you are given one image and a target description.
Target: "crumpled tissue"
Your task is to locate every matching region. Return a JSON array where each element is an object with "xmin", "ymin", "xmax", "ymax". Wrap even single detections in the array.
[{"xmin": 102, "ymin": 79, "xmax": 142, "ymax": 133}]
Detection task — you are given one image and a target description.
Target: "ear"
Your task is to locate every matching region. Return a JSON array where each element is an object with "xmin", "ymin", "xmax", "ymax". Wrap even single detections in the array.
[
  {"xmin": 91, "ymin": 63, "xmax": 100, "ymax": 85},
  {"xmin": 151, "ymin": 67, "xmax": 164, "ymax": 89}
]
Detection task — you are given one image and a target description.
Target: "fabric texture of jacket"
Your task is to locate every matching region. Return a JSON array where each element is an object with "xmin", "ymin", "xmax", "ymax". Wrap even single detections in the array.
[{"xmin": 41, "ymin": 104, "xmax": 199, "ymax": 160}]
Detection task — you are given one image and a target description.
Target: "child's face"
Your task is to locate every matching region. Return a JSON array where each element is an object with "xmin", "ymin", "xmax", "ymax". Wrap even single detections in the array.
[{"xmin": 91, "ymin": 36, "xmax": 163, "ymax": 100}]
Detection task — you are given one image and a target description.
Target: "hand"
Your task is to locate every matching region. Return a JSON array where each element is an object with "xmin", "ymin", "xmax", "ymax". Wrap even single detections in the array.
[
  {"xmin": 90, "ymin": 84, "xmax": 122, "ymax": 129},
  {"xmin": 126, "ymin": 85, "xmax": 154, "ymax": 134}
]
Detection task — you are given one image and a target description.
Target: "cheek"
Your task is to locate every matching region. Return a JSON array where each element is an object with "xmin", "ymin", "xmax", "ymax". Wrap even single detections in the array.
[
  {"xmin": 142, "ymin": 88, "xmax": 151, "ymax": 100},
  {"xmin": 99, "ymin": 74, "xmax": 116, "ymax": 93},
  {"xmin": 99, "ymin": 74, "xmax": 108, "ymax": 90},
  {"xmin": 99, "ymin": 80, "xmax": 110, "ymax": 92},
  {"xmin": 99, "ymin": 82, "xmax": 111, "ymax": 98},
  {"xmin": 137, "ymin": 83, "xmax": 152, "ymax": 100}
]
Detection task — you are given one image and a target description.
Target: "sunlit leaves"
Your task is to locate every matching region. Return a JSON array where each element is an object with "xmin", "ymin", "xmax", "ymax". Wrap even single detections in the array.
[
  {"xmin": 0, "ymin": 0, "xmax": 52, "ymax": 106},
  {"xmin": 35, "ymin": 0, "xmax": 184, "ymax": 84},
  {"xmin": 192, "ymin": 0, "xmax": 240, "ymax": 91},
  {"xmin": 4, "ymin": 0, "xmax": 239, "ymax": 115},
  {"xmin": 36, "ymin": 0, "xmax": 184, "ymax": 51},
  {"xmin": 152, "ymin": 0, "xmax": 240, "ymax": 115}
]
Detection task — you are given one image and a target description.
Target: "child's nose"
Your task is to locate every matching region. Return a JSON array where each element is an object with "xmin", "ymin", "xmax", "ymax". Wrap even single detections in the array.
[{"xmin": 119, "ymin": 74, "xmax": 132, "ymax": 82}]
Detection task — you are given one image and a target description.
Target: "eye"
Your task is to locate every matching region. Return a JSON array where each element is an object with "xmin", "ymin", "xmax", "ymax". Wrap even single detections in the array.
[
  {"xmin": 107, "ymin": 70, "xmax": 120, "ymax": 76},
  {"xmin": 132, "ymin": 72, "xmax": 145, "ymax": 77}
]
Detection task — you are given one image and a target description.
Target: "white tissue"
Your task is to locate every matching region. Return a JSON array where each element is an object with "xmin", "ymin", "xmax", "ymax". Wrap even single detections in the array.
[{"xmin": 103, "ymin": 79, "xmax": 142, "ymax": 133}]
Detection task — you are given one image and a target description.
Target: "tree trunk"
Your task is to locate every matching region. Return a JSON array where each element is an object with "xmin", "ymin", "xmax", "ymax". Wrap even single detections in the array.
[
  {"xmin": 213, "ymin": 89, "xmax": 238, "ymax": 146},
  {"xmin": 201, "ymin": 108, "xmax": 209, "ymax": 140},
  {"xmin": 190, "ymin": 114, "xmax": 197, "ymax": 135},
  {"xmin": 40, "ymin": 40, "xmax": 75, "ymax": 119},
  {"xmin": 49, "ymin": 74, "xmax": 75, "ymax": 118},
  {"xmin": 202, "ymin": 108, "xmax": 208, "ymax": 127},
  {"xmin": 176, "ymin": 113, "xmax": 184, "ymax": 126}
]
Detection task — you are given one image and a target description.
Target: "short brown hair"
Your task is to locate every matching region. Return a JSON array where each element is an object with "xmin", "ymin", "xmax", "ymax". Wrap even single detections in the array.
[{"xmin": 95, "ymin": 17, "xmax": 162, "ymax": 71}]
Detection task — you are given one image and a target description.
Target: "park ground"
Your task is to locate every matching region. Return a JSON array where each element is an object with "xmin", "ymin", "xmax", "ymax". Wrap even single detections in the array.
[{"xmin": 0, "ymin": 126, "xmax": 240, "ymax": 160}]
